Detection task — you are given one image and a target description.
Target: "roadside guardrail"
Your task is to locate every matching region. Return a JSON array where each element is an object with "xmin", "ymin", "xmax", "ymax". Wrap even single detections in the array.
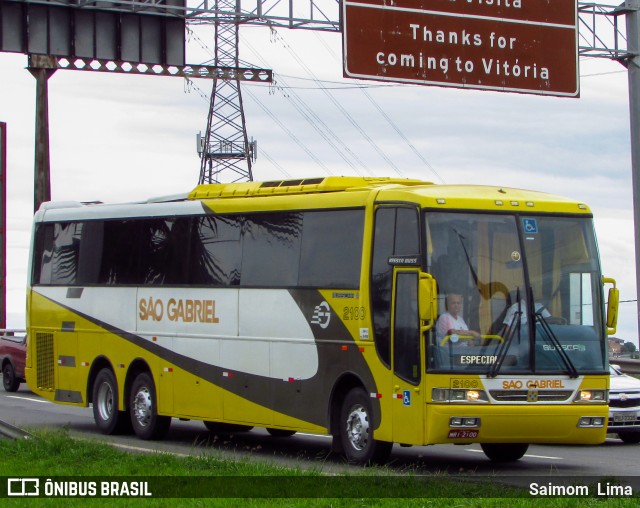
[{"xmin": 0, "ymin": 419, "xmax": 32, "ymax": 440}]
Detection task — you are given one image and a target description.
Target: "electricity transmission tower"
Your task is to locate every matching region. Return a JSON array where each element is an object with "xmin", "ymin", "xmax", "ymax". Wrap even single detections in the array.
[
  {"xmin": 197, "ymin": 0, "xmax": 256, "ymax": 184},
  {"xmin": 192, "ymin": 0, "xmax": 338, "ymax": 183}
]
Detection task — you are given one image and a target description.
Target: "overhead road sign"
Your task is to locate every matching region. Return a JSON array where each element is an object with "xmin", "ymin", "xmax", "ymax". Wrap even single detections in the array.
[{"xmin": 342, "ymin": 0, "xmax": 579, "ymax": 97}]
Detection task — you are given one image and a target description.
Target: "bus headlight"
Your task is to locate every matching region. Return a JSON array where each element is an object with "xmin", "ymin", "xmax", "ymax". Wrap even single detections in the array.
[
  {"xmin": 450, "ymin": 417, "xmax": 481, "ymax": 428},
  {"xmin": 578, "ymin": 416, "xmax": 605, "ymax": 428},
  {"xmin": 433, "ymin": 388, "xmax": 489, "ymax": 403},
  {"xmin": 574, "ymin": 390, "xmax": 607, "ymax": 403}
]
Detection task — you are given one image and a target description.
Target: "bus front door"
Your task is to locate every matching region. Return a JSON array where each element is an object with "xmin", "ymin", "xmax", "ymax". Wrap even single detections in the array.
[{"xmin": 391, "ymin": 269, "xmax": 426, "ymax": 445}]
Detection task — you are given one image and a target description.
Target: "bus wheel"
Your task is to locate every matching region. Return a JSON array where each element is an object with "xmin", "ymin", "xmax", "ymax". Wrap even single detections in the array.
[
  {"xmin": 266, "ymin": 428, "xmax": 296, "ymax": 437},
  {"xmin": 92, "ymin": 368, "xmax": 130, "ymax": 434},
  {"xmin": 129, "ymin": 372, "xmax": 170, "ymax": 440},
  {"xmin": 338, "ymin": 388, "xmax": 392, "ymax": 464},
  {"xmin": 480, "ymin": 443, "xmax": 529, "ymax": 462}
]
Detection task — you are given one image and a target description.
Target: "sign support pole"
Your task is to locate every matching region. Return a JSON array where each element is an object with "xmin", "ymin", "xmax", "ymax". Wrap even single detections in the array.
[
  {"xmin": 624, "ymin": 0, "xmax": 640, "ymax": 343},
  {"xmin": 28, "ymin": 56, "xmax": 56, "ymax": 214},
  {"xmin": 0, "ymin": 122, "xmax": 6, "ymax": 329}
]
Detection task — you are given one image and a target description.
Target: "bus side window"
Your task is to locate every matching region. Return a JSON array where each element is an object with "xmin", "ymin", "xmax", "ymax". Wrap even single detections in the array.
[{"xmin": 191, "ymin": 215, "xmax": 242, "ymax": 286}]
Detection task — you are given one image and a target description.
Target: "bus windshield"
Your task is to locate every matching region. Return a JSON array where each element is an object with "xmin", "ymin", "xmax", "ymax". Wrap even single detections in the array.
[{"xmin": 425, "ymin": 212, "xmax": 606, "ymax": 375}]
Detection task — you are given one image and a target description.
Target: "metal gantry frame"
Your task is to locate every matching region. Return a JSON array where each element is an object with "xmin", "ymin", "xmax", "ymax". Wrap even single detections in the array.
[{"xmin": 579, "ymin": 2, "xmax": 631, "ymax": 60}]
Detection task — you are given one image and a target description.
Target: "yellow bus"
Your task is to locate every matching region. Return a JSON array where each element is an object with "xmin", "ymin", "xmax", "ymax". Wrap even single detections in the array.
[{"xmin": 26, "ymin": 177, "xmax": 619, "ymax": 463}]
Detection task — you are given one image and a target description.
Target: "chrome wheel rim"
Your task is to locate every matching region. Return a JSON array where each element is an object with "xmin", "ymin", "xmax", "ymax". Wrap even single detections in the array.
[
  {"xmin": 132, "ymin": 387, "xmax": 153, "ymax": 427},
  {"xmin": 345, "ymin": 404, "xmax": 369, "ymax": 451},
  {"xmin": 96, "ymin": 382, "xmax": 114, "ymax": 421}
]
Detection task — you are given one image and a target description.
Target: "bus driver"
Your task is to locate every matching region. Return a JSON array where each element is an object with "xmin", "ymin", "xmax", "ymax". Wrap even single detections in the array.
[{"xmin": 436, "ymin": 293, "xmax": 481, "ymax": 345}]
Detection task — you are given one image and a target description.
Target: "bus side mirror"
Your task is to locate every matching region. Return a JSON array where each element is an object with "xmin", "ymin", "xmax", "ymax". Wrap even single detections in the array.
[
  {"xmin": 419, "ymin": 273, "xmax": 438, "ymax": 326},
  {"xmin": 603, "ymin": 277, "xmax": 619, "ymax": 336}
]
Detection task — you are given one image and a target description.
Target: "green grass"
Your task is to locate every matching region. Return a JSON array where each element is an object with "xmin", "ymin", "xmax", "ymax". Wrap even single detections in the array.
[{"xmin": 0, "ymin": 430, "xmax": 637, "ymax": 507}]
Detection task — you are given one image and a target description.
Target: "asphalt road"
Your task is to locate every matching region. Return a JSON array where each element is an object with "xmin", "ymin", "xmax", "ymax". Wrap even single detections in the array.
[{"xmin": 2, "ymin": 385, "xmax": 639, "ymax": 487}]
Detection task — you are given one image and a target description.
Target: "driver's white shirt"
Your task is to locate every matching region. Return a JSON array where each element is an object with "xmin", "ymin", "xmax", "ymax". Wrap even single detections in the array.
[{"xmin": 436, "ymin": 312, "xmax": 469, "ymax": 340}]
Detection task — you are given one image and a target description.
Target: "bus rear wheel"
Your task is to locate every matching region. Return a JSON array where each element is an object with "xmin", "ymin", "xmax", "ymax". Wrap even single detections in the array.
[
  {"xmin": 480, "ymin": 443, "xmax": 529, "ymax": 462},
  {"xmin": 129, "ymin": 372, "xmax": 170, "ymax": 440},
  {"xmin": 338, "ymin": 388, "xmax": 392, "ymax": 464},
  {"xmin": 92, "ymin": 368, "xmax": 130, "ymax": 434}
]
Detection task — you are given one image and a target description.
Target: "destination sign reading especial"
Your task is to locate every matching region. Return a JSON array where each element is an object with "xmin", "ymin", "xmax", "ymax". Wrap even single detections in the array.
[{"xmin": 343, "ymin": 0, "xmax": 579, "ymax": 97}]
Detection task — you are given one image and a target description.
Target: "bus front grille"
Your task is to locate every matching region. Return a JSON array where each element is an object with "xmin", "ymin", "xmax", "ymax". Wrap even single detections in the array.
[{"xmin": 489, "ymin": 390, "xmax": 574, "ymax": 402}]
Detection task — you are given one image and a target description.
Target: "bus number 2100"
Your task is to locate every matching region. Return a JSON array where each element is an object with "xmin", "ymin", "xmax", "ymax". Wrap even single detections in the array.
[{"xmin": 343, "ymin": 307, "xmax": 366, "ymax": 320}]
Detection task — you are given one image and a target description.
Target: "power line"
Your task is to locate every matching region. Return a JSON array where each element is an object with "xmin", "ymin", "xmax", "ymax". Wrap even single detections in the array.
[
  {"xmin": 185, "ymin": 78, "xmax": 293, "ymax": 179},
  {"xmin": 311, "ymin": 31, "xmax": 445, "ymax": 183},
  {"xmin": 270, "ymin": 30, "xmax": 405, "ymax": 177},
  {"xmin": 242, "ymin": 37, "xmax": 368, "ymax": 175},
  {"xmin": 242, "ymin": 86, "xmax": 336, "ymax": 175},
  {"xmin": 360, "ymin": 88, "xmax": 446, "ymax": 184}
]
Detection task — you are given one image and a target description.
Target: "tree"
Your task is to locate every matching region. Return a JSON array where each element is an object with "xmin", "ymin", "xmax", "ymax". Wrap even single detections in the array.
[{"xmin": 621, "ymin": 341, "xmax": 637, "ymax": 354}]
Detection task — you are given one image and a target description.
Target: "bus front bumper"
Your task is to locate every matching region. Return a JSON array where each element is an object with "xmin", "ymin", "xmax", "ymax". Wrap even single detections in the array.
[{"xmin": 425, "ymin": 403, "xmax": 608, "ymax": 445}]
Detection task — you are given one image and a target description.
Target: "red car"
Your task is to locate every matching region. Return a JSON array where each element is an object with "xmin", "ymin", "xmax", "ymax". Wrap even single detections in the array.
[{"xmin": 1, "ymin": 334, "xmax": 27, "ymax": 392}]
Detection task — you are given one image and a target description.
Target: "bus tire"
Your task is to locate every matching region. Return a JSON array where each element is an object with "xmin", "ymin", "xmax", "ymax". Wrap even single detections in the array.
[
  {"xmin": 2, "ymin": 362, "xmax": 20, "ymax": 392},
  {"xmin": 480, "ymin": 443, "xmax": 529, "ymax": 462},
  {"xmin": 92, "ymin": 368, "xmax": 130, "ymax": 434},
  {"xmin": 129, "ymin": 372, "xmax": 170, "ymax": 440},
  {"xmin": 338, "ymin": 387, "xmax": 392, "ymax": 464}
]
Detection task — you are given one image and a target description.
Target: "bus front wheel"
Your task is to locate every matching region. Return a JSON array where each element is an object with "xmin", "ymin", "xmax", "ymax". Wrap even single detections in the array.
[
  {"xmin": 338, "ymin": 388, "xmax": 392, "ymax": 464},
  {"xmin": 129, "ymin": 372, "xmax": 170, "ymax": 440},
  {"xmin": 92, "ymin": 368, "xmax": 130, "ymax": 434},
  {"xmin": 480, "ymin": 443, "xmax": 529, "ymax": 462}
]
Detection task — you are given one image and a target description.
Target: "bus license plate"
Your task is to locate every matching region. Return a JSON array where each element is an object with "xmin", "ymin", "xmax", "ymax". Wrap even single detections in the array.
[
  {"xmin": 613, "ymin": 413, "xmax": 637, "ymax": 423},
  {"xmin": 448, "ymin": 429, "xmax": 479, "ymax": 439}
]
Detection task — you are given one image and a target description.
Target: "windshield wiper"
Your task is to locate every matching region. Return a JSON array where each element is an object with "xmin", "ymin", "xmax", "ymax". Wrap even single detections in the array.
[
  {"xmin": 488, "ymin": 290, "xmax": 522, "ymax": 378},
  {"xmin": 535, "ymin": 308, "xmax": 579, "ymax": 378}
]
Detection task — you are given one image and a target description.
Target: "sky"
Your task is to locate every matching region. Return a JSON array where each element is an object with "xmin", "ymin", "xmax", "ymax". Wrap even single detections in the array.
[{"xmin": 0, "ymin": 21, "xmax": 638, "ymax": 346}]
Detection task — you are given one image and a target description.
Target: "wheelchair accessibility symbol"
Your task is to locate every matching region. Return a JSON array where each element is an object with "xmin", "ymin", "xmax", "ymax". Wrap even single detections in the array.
[
  {"xmin": 403, "ymin": 390, "xmax": 411, "ymax": 406},
  {"xmin": 523, "ymin": 218, "xmax": 538, "ymax": 234}
]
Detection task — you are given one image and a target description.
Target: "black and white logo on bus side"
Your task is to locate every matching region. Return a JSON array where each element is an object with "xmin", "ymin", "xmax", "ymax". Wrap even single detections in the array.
[{"xmin": 310, "ymin": 301, "xmax": 331, "ymax": 329}]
